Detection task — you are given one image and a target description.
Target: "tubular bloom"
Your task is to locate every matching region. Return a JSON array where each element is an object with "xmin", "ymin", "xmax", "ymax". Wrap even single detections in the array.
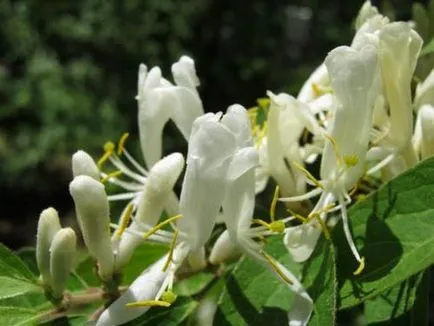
[
  {"xmin": 137, "ymin": 55, "xmax": 204, "ymax": 168},
  {"xmin": 97, "ymin": 107, "xmax": 246, "ymax": 325},
  {"xmin": 214, "ymin": 105, "xmax": 313, "ymax": 325},
  {"xmin": 282, "ymin": 42, "xmax": 381, "ymax": 272}
]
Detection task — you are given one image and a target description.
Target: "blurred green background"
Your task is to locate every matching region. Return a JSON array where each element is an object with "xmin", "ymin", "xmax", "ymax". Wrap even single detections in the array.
[{"xmin": 0, "ymin": 0, "xmax": 422, "ymax": 248}]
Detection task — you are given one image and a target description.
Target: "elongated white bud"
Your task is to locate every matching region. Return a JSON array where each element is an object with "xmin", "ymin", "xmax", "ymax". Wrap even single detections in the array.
[
  {"xmin": 72, "ymin": 150, "xmax": 100, "ymax": 180},
  {"xmin": 69, "ymin": 175, "xmax": 114, "ymax": 280},
  {"xmin": 50, "ymin": 228, "xmax": 77, "ymax": 299},
  {"xmin": 136, "ymin": 153, "xmax": 184, "ymax": 226},
  {"xmin": 209, "ymin": 230, "xmax": 241, "ymax": 265},
  {"xmin": 36, "ymin": 207, "xmax": 61, "ymax": 287}
]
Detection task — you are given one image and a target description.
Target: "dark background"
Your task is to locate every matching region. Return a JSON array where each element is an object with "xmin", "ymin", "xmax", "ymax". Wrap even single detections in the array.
[{"xmin": 0, "ymin": 0, "xmax": 422, "ymax": 248}]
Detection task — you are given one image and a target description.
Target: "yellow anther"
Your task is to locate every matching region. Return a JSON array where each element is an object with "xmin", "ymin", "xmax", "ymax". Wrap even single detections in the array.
[
  {"xmin": 262, "ymin": 251, "xmax": 293, "ymax": 285},
  {"xmin": 269, "ymin": 186, "xmax": 280, "ymax": 222},
  {"xmin": 293, "ymin": 162, "xmax": 323, "ymax": 189},
  {"xmin": 161, "ymin": 290, "xmax": 177, "ymax": 304},
  {"xmin": 117, "ymin": 132, "xmax": 129, "ymax": 155},
  {"xmin": 353, "ymin": 257, "xmax": 365, "ymax": 275},
  {"xmin": 126, "ymin": 300, "xmax": 171, "ymax": 308},
  {"xmin": 143, "ymin": 214, "xmax": 182, "ymax": 240},
  {"xmin": 311, "ymin": 83, "xmax": 322, "ymax": 97},
  {"xmin": 113, "ymin": 203, "xmax": 134, "ymax": 238},
  {"xmin": 344, "ymin": 155, "xmax": 359, "ymax": 167},
  {"xmin": 269, "ymin": 220, "xmax": 285, "ymax": 233},
  {"xmin": 257, "ymin": 97, "xmax": 270, "ymax": 108},
  {"xmin": 100, "ymin": 170, "xmax": 122, "ymax": 183},
  {"xmin": 163, "ymin": 229, "xmax": 179, "ymax": 272},
  {"xmin": 104, "ymin": 141, "xmax": 115, "ymax": 152},
  {"xmin": 98, "ymin": 141, "xmax": 115, "ymax": 168},
  {"xmin": 251, "ymin": 219, "xmax": 284, "ymax": 234}
]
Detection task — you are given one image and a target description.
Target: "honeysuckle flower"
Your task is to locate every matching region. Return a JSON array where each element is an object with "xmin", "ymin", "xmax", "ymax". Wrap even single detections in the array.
[
  {"xmin": 137, "ymin": 55, "xmax": 204, "ymax": 168},
  {"xmin": 282, "ymin": 42, "xmax": 381, "ymax": 271},
  {"xmin": 72, "ymin": 150, "xmax": 100, "ymax": 180},
  {"xmin": 414, "ymin": 69, "xmax": 434, "ymax": 111},
  {"xmin": 49, "ymin": 228, "xmax": 77, "ymax": 299},
  {"xmin": 96, "ymin": 252, "xmax": 181, "ymax": 326},
  {"xmin": 413, "ymin": 104, "xmax": 434, "ymax": 159},
  {"xmin": 210, "ymin": 105, "xmax": 313, "ymax": 326},
  {"xmin": 99, "ymin": 108, "xmax": 246, "ymax": 326},
  {"xmin": 374, "ymin": 22, "xmax": 423, "ymax": 172},
  {"xmin": 36, "ymin": 207, "xmax": 61, "ymax": 288},
  {"xmin": 113, "ymin": 153, "xmax": 184, "ymax": 270},
  {"xmin": 209, "ymin": 230, "xmax": 241, "ymax": 264},
  {"xmin": 69, "ymin": 175, "xmax": 114, "ymax": 281}
]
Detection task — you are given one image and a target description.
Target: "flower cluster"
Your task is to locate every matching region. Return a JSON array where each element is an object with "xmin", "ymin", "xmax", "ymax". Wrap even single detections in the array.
[{"xmin": 33, "ymin": 1, "xmax": 434, "ymax": 325}]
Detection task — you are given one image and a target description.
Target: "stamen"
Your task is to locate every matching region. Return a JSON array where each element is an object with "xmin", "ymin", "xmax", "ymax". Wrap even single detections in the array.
[
  {"xmin": 101, "ymin": 170, "xmax": 122, "ymax": 184},
  {"xmin": 126, "ymin": 300, "xmax": 171, "ymax": 308},
  {"xmin": 279, "ymin": 187, "xmax": 323, "ymax": 203},
  {"xmin": 293, "ymin": 162, "xmax": 323, "ymax": 189},
  {"xmin": 163, "ymin": 229, "xmax": 179, "ymax": 272},
  {"xmin": 309, "ymin": 212, "xmax": 331, "ymax": 240},
  {"xmin": 324, "ymin": 134, "xmax": 343, "ymax": 166},
  {"xmin": 262, "ymin": 251, "xmax": 293, "ymax": 285},
  {"xmin": 338, "ymin": 195, "xmax": 365, "ymax": 274},
  {"xmin": 113, "ymin": 203, "xmax": 134, "ymax": 238},
  {"xmin": 117, "ymin": 132, "xmax": 129, "ymax": 155},
  {"xmin": 353, "ymin": 257, "xmax": 365, "ymax": 276},
  {"xmin": 269, "ymin": 186, "xmax": 280, "ymax": 222},
  {"xmin": 251, "ymin": 219, "xmax": 285, "ymax": 234},
  {"xmin": 257, "ymin": 97, "xmax": 270, "ymax": 108},
  {"xmin": 142, "ymin": 215, "xmax": 182, "ymax": 240},
  {"xmin": 98, "ymin": 141, "xmax": 115, "ymax": 168}
]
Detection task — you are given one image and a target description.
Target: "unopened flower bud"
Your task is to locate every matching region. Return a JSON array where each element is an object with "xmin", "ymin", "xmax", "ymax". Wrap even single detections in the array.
[
  {"xmin": 69, "ymin": 175, "xmax": 114, "ymax": 280},
  {"xmin": 136, "ymin": 153, "xmax": 184, "ymax": 226},
  {"xmin": 72, "ymin": 150, "xmax": 100, "ymax": 180},
  {"xmin": 36, "ymin": 207, "xmax": 61, "ymax": 287},
  {"xmin": 50, "ymin": 228, "xmax": 77, "ymax": 299},
  {"xmin": 209, "ymin": 230, "xmax": 241, "ymax": 265}
]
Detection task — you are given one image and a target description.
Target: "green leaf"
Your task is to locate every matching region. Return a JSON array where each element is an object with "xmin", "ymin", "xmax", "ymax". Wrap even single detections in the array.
[
  {"xmin": 334, "ymin": 157, "xmax": 434, "ymax": 309},
  {"xmin": 364, "ymin": 270, "xmax": 430, "ymax": 325},
  {"xmin": 214, "ymin": 236, "xmax": 300, "ymax": 326},
  {"xmin": 0, "ymin": 243, "xmax": 36, "ymax": 281},
  {"xmin": 420, "ymin": 37, "xmax": 434, "ymax": 56},
  {"xmin": 0, "ymin": 306, "xmax": 42, "ymax": 325},
  {"xmin": 173, "ymin": 272, "xmax": 215, "ymax": 297},
  {"xmin": 302, "ymin": 239, "xmax": 336, "ymax": 326},
  {"xmin": 0, "ymin": 276, "xmax": 42, "ymax": 300},
  {"xmin": 123, "ymin": 296, "xmax": 198, "ymax": 326}
]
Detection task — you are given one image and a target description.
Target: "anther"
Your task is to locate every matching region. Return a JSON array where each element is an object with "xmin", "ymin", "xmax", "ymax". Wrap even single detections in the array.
[
  {"xmin": 353, "ymin": 257, "xmax": 365, "ymax": 276},
  {"xmin": 117, "ymin": 133, "xmax": 129, "ymax": 155},
  {"xmin": 262, "ymin": 251, "xmax": 293, "ymax": 285}
]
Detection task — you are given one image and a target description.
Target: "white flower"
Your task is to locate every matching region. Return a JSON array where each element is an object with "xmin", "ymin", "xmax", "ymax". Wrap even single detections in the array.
[
  {"xmin": 72, "ymin": 150, "xmax": 100, "ymax": 180},
  {"xmin": 113, "ymin": 153, "xmax": 184, "ymax": 270},
  {"xmin": 213, "ymin": 105, "xmax": 313, "ymax": 326},
  {"xmin": 137, "ymin": 56, "xmax": 204, "ymax": 168},
  {"xmin": 376, "ymin": 22, "xmax": 422, "ymax": 170},
  {"xmin": 282, "ymin": 43, "xmax": 381, "ymax": 271}
]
